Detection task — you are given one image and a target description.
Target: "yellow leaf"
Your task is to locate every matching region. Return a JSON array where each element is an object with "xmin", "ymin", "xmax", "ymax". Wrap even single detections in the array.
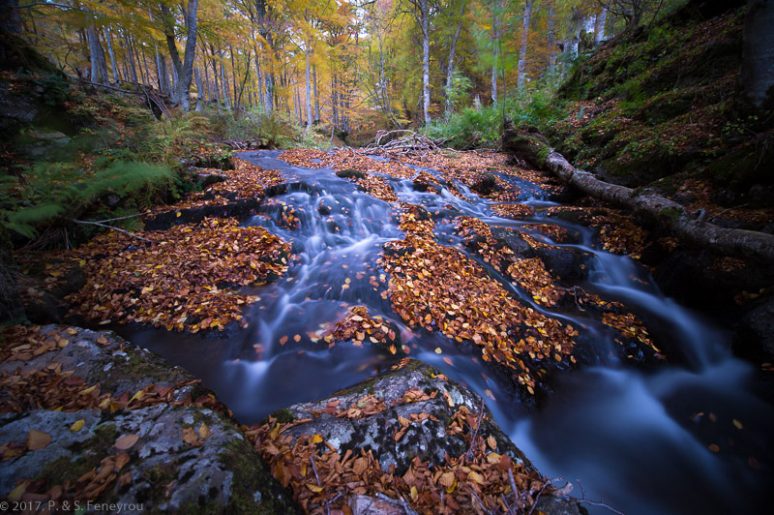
[
  {"xmin": 199, "ymin": 422, "xmax": 211, "ymax": 439},
  {"xmin": 439, "ymin": 471, "xmax": 455, "ymax": 488},
  {"xmin": 8, "ymin": 480, "xmax": 30, "ymax": 502},
  {"xmin": 70, "ymin": 419, "xmax": 85, "ymax": 432},
  {"xmin": 306, "ymin": 483, "xmax": 324, "ymax": 493},
  {"xmin": 310, "ymin": 433, "xmax": 323, "ymax": 444}
]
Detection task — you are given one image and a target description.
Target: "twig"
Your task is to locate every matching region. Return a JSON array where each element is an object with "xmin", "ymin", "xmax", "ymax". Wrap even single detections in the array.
[
  {"xmin": 79, "ymin": 213, "xmax": 145, "ymax": 224},
  {"xmin": 508, "ymin": 468, "xmax": 519, "ymax": 512},
  {"xmin": 310, "ymin": 455, "xmax": 321, "ymax": 486},
  {"xmin": 72, "ymin": 219, "xmax": 152, "ymax": 243},
  {"xmin": 466, "ymin": 397, "xmax": 486, "ymax": 460},
  {"xmin": 577, "ymin": 499, "xmax": 625, "ymax": 515}
]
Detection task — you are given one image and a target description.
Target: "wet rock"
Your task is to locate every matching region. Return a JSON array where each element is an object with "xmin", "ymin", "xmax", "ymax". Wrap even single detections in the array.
[
  {"xmin": 349, "ymin": 494, "xmax": 404, "ymax": 514},
  {"xmin": 188, "ymin": 168, "xmax": 228, "ymax": 188},
  {"xmin": 263, "ymin": 360, "xmax": 581, "ymax": 513},
  {"xmin": 735, "ymin": 296, "xmax": 774, "ymax": 361},
  {"xmin": 143, "ymin": 199, "xmax": 261, "ymax": 231},
  {"xmin": 534, "ymin": 246, "xmax": 590, "ymax": 283},
  {"xmin": 492, "ymin": 227, "xmax": 535, "ymax": 257},
  {"xmin": 470, "ymin": 173, "xmax": 498, "ymax": 197},
  {"xmin": 0, "ymin": 325, "xmax": 297, "ymax": 513},
  {"xmin": 277, "ymin": 361, "xmax": 527, "ymax": 473}
]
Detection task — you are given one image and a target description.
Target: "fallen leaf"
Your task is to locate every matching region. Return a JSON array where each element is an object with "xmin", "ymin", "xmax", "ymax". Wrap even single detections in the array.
[
  {"xmin": 27, "ymin": 429, "xmax": 51, "ymax": 450},
  {"xmin": 114, "ymin": 433, "xmax": 140, "ymax": 450}
]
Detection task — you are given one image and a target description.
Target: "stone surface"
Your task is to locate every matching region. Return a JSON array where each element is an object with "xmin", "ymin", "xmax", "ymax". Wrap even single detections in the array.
[{"xmin": 0, "ymin": 325, "xmax": 297, "ymax": 513}]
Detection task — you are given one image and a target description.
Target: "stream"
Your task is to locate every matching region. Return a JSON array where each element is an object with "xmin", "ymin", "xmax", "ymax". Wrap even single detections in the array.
[{"xmin": 121, "ymin": 150, "xmax": 773, "ymax": 515}]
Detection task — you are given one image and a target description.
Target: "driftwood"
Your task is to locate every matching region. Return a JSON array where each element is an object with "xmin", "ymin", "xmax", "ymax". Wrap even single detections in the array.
[
  {"xmin": 364, "ymin": 130, "xmax": 442, "ymax": 154},
  {"xmin": 503, "ymin": 128, "xmax": 774, "ymax": 263}
]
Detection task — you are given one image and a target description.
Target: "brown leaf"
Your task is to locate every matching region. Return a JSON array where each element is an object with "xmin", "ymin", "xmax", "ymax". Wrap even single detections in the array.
[
  {"xmin": 114, "ymin": 433, "xmax": 140, "ymax": 450},
  {"xmin": 27, "ymin": 429, "xmax": 51, "ymax": 450}
]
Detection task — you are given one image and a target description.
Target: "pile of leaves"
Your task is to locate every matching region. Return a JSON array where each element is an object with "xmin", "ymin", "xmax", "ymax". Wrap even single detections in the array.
[
  {"xmin": 67, "ymin": 217, "xmax": 291, "ymax": 332},
  {"xmin": 381, "ymin": 150, "xmax": 563, "ymax": 194},
  {"xmin": 279, "ymin": 149, "xmax": 416, "ymax": 179},
  {"xmin": 381, "ymin": 205, "xmax": 578, "ymax": 394},
  {"xmin": 248, "ymin": 396, "xmax": 547, "ymax": 514},
  {"xmin": 546, "ymin": 206, "xmax": 648, "ymax": 259},
  {"xmin": 320, "ymin": 305, "xmax": 399, "ymax": 353},
  {"xmin": 340, "ymin": 173, "xmax": 397, "ymax": 202},
  {"xmin": 491, "ymin": 203, "xmax": 535, "ymax": 219},
  {"xmin": 454, "ymin": 217, "xmax": 563, "ymax": 308}
]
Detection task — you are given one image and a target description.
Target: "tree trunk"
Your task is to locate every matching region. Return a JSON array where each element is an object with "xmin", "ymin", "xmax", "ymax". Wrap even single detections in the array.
[
  {"xmin": 104, "ymin": 28, "xmax": 120, "ymax": 84},
  {"xmin": 160, "ymin": 3, "xmax": 182, "ymax": 102},
  {"xmin": 445, "ymin": 0, "xmax": 466, "ymax": 118},
  {"xmin": 331, "ymin": 71, "xmax": 339, "ymax": 128},
  {"xmin": 304, "ymin": 45, "xmax": 313, "ymax": 130},
  {"xmin": 86, "ymin": 24, "xmax": 109, "ymax": 85},
  {"xmin": 194, "ymin": 67, "xmax": 204, "ymax": 111},
  {"xmin": 503, "ymin": 127, "xmax": 774, "ymax": 262},
  {"xmin": 0, "ymin": 0, "xmax": 21, "ymax": 34},
  {"xmin": 594, "ymin": 7, "xmax": 608, "ymax": 45},
  {"xmin": 517, "ymin": 0, "xmax": 533, "ymax": 92},
  {"xmin": 313, "ymin": 63, "xmax": 320, "ymax": 123},
  {"xmin": 420, "ymin": 0, "xmax": 431, "ymax": 125},
  {"xmin": 491, "ymin": 0, "xmax": 501, "ymax": 104},
  {"xmin": 220, "ymin": 56, "xmax": 231, "ymax": 110},
  {"xmin": 546, "ymin": 1, "xmax": 557, "ymax": 75},
  {"xmin": 176, "ymin": 0, "xmax": 199, "ymax": 111},
  {"xmin": 124, "ymin": 34, "xmax": 138, "ymax": 83},
  {"xmin": 256, "ymin": 0, "xmax": 274, "ymax": 114},
  {"xmin": 155, "ymin": 48, "xmax": 170, "ymax": 94},
  {"xmin": 742, "ymin": 0, "xmax": 774, "ymax": 107}
]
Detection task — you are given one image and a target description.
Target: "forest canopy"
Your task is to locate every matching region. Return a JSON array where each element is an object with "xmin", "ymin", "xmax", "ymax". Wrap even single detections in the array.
[{"xmin": 5, "ymin": 0, "xmax": 689, "ymax": 139}]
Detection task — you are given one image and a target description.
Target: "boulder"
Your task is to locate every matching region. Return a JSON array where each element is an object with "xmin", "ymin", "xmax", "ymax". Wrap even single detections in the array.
[
  {"xmin": 252, "ymin": 360, "xmax": 582, "ymax": 514},
  {"xmin": 0, "ymin": 325, "xmax": 297, "ymax": 513}
]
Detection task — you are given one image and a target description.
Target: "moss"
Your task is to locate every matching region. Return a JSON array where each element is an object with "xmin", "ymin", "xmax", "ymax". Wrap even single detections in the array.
[
  {"xmin": 658, "ymin": 207, "xmax": 683, "ymax": 222},
  {"xmin": 272, "ymin": 408, "xmax": 296, "ymax": 424},
  {"xmin": 336, "ymin": 169, "xmax": 366, "ymax": 180},
  {"xmin": 218, "ymin": 438, "xmax": 298, "ymax": 514},
  {"xmin": 37, "ymin": 423, "xmax": 118, "ymax": 490}
]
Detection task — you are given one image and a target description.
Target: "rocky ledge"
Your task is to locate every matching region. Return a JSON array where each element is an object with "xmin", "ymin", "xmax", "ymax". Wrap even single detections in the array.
[{"xmin": 0, "ymin": 326, "xmax": 581, "ymax": 514}]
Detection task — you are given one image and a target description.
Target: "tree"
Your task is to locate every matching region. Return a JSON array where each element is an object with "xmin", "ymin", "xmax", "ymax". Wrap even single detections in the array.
[
  {"xmin": 409, "ymin": 0, "xmax": 432, "ymax": 125},
  {"xmin": 517, "ymin": 0, "xmax": 534, "ymax": 92},
  {"xmin": 177, "ymin": 0, "xmax": 200, "ymax": 111},
  {"xmin": 444, "ymin": 0, "xmax": 467, "ymax": 117},
  {"xmin": 742, "ymin": 0, "xmax": 774, "ymax": 107}
]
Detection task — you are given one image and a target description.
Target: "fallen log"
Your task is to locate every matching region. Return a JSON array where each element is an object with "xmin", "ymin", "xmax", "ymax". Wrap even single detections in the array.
[{"xmin": 503, "ymin": 127, "xmax": 774, "ymax": 263}]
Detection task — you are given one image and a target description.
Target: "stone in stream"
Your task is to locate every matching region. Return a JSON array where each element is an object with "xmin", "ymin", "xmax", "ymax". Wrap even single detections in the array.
[
  {"xmin": 0, "ymin": 325, "xmax": 296, "ymax": 513},
  {"xmin": 250, "ymin": 360, "xmax": 583, "ymax": 514}
]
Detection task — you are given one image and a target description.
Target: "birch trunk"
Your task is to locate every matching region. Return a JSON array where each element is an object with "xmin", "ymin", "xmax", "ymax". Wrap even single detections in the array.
[
  {"xmin": 517, "ymin": 0, "xmax": 533, "ymax": 92},
  {"xmin": 420, "ymin": 0, "xmax": 431, "ymax": 125},
  {"xmin": 104, "ymin": 28, "xmax": 120, "ymax": 84},
  {"xmin": 444, "ymin": 0, "xmax": 466, "ymax": 118},
  {"xmin": 304, "ymin": 45, "xmax": 313, "ymax": 130}
]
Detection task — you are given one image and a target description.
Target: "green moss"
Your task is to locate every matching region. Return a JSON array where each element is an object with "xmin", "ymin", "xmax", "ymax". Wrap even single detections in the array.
[
  {"xmin": 37, "ymin": 423, "xmax": 118, "ymax": 490},
  {"xmin": 218, "ymin": 439, "xmax": 298, "ymax": 514},
  {"xmin": 271, "ymin": 408, "xmax": 295, "ymax": 424}
]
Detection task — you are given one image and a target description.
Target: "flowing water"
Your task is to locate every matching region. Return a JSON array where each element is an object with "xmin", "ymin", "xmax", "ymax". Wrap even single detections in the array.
[{"xmin": 122, "ymin": 150, "xmax": 773, "ymax": 515}]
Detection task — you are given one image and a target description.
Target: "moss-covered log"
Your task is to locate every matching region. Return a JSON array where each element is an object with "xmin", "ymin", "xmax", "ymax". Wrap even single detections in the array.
[{"xmin": 503, "ymin": 127, "xmax": 774, "ymax": 263}]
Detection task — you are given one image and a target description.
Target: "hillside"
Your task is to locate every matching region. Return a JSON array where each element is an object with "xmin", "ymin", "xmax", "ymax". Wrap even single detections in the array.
[{"xmin": 546, "ymin": 2, "xmax": 773, "ymax": 231}]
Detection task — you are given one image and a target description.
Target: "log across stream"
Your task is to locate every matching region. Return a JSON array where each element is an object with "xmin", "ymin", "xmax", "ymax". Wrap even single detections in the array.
[{"xmin": 117, "ymin": 150, "xmax": 773, "ymax": 515}]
